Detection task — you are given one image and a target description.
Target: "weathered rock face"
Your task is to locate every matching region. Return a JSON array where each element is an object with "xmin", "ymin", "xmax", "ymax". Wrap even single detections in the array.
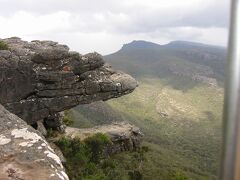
[
  {"xmin": 0, "ymin": 37, "xmax": 138, "ymax": 125},
  {"xmin": 0, "ymin": 104, "xmax": 69, "ymax": 180},
  {"xmin": 65, "ymin": 122, "xmax": 143, "ymax": 154}
]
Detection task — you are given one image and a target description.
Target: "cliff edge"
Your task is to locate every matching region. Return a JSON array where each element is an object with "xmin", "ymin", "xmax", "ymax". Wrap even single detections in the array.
[
  {"xmin": 0, "ymin": 37, "xmax": 138, "ymax": 180},
  {"xmin": 0, "ymin": 37, "xmax": 137, "ymax": 125}
]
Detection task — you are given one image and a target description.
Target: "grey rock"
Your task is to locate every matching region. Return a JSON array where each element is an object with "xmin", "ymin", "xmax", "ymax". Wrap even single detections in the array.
[
  {"xmin": 49, "ymin": 142, "xmax": 66, "ymax": 164},
  {"xmin": 0, "ymin": 37, "xmax": 138, "ymax": 125},
  {"xmin": 0, "ymin": 104, "xmax": 68, "ymax": 180},
  {"xmin": 65, "ymin": 122, "xmax": 143, "ymax": 154},
  {"xmin": 37, "ymin": 120, "xmax": 48, "ymax": 137},
  {"xmin": 44, "ymin": 113, "xmax": 66, "ymax": 133}
]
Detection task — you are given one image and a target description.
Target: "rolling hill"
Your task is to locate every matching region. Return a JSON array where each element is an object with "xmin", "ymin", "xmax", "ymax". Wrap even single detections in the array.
[{"xmin": 70, "ymin": 40, "xmax": 226, "ymax": 179}]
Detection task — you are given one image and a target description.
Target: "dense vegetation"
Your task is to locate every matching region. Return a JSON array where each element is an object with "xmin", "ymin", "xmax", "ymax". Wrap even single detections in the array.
[
  {"xmin": 69, "ymin": 41, "xmax": 225, "ymax": 179},
  {"xmin": 56, "ymin": 134, "xmax": 151, "ymax": 180},
  {"xmin": 0, "ymin": 41, "xmax": 9, "ymax": 50}
]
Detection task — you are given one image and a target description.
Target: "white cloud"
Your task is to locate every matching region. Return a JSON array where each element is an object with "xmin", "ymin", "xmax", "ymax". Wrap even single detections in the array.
[
  {"xmin": 0, "ymin": 0, "xmax": 230, "ymax": 54},
  {"xmin": 0, "ymin": 11, "xmax": 71, "ymax": 36},
  {"xmin": 166, "ymin": 27, "xmax": 228, "ymax": 45}
]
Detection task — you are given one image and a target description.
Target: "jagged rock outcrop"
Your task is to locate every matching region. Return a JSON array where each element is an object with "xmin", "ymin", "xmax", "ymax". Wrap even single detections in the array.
[
  {"xmin": 65, "ymin": 122, "xmax": 143, "ymax": 154},
  {"xmin": 0, "ymin": 37, "xmax": 139, "ymax": 179},
  {"xmin": 0, "ymin": 37, "xmax": 138, "ymax": 125},
  {"xmin": 44, "ymin": 112, "xmax": 66, "ymax": 133},
  {"xmin": 0, "ymin": 104, "xmax": 68, "ymax": 180}
]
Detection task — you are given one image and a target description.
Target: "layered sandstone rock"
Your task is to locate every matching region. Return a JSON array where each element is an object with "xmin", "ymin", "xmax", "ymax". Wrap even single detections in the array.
[
  {"xmin": 0, "ymin": 37, "xmax": 139, "ymax": 180},
  {"xmin": 0, "ymin": 104, "xmax": 68, "ymax": 180},
  {"xmin": 0, "ymin": 37, "xmax": 138, "ymax": 125}
]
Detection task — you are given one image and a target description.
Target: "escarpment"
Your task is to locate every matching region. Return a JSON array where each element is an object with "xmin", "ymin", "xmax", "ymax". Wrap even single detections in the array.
[
  {"xmin": 0, "ymin": 37, "xmax": 139, "ymax": 180},
  {"xmin": 0, "ymin": 37, "xmax": 138, "ymax": 126}
]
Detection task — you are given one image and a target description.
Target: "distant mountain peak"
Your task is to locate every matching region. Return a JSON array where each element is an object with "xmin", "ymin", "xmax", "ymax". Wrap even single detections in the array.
[
  {"xmin": 166, "ymin": 40, "xmax": 225, "ymax": 49},
  {"xmin": 120, "ymin": 40, "xmax": 225, "ymax": 51},
  {"xmin": 121, "ymin": 40, "xmax": 161, "ymax": 50},
  {"xmin": 168, "ymin": 40, "xmax": 205, "ymax": 45}
]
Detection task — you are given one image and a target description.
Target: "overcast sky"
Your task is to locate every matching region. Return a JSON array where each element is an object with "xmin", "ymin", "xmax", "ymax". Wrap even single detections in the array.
[{"xmin": 0, "ymin": 0, "xmax": 230, "ymax": 55}]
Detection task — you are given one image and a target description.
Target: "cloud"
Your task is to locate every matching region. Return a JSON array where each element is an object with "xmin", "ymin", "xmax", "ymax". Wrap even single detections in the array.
[
  {"xmin": 0, "ymin": 11, "xmax": 71, "ymax": 36},
  {"xmin": 0, "ymin": 0, "xmax": 230, "ymax": 54}
]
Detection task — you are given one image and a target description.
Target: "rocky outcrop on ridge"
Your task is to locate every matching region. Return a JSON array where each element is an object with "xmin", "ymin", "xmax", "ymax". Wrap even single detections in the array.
[
  {"xmin": 0, "ymin": 37, "xmax": 138, "ymax": 125},
  {"xmin": 65, "ymin": 122, "xmax": 143, "ymax": 154},
  {"xmin": 0, "ymin": 104, "xmax": 68, "ymax": 180}
]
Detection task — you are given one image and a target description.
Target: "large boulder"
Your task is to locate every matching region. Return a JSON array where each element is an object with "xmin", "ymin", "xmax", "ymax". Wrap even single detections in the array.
[
  {"xmin": 0, "ymin": 37, "xmax": 138, "ymax": 125},
  {"xmin": 65, "ymin": 122, "xmax": 143, "ymax": 154},
  {"xmin": 0, "ymin": 104, "xmax": 69, "ymax": 180}
]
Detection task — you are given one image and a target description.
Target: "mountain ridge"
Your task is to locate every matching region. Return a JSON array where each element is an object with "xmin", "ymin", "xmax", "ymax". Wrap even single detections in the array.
[
  {"xmin": 117, "ymin": 40, "xmax": 226, "ymax": 54},
  {"xmin": 105, "ymin": 39, "xmax": 226, "ymax": 88}
]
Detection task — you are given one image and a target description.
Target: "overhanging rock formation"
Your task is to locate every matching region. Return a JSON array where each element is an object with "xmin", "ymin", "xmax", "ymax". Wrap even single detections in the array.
[
  {"xmin": 0, "ymin": 37, "xmax": 138, "ymax": 125},
  {"xmin": 0, "ymin": 37, "xmax": 138, "ymax": 180}
]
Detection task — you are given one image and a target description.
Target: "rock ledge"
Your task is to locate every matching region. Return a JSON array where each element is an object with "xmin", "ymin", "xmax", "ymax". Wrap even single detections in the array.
[
  {"xmin": 66, "ymin": 122, "xmax": 143, "ymax": 154},
  {"xmin": 0, "ymin": 37, "xmax": 138, "ymax": 125}
]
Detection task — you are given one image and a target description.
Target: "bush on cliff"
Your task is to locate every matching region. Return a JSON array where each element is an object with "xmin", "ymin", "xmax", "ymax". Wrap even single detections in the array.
[
  {"xmin": 63, "ymin": 110, "xmax": 74, "ymax": 126},
  {"xmin": 0, "ymin": 41, "xmax": 9, "ymax": 50},
  {"xmin": 56, "ymin": 134, "xmax": 147, "ymax": 179},
  {"xmin": 84, "ymin": 133, "xmax": 110, "ymax": 163},
  {"xmin": 56, "ymin": 134, "xmax": 115, "ymax": 179}
]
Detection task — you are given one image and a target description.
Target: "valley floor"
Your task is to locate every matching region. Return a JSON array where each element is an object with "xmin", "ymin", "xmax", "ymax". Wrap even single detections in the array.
[{"xmin": 70, "ymin": 76, "xmax": 224, "ymax": 179}]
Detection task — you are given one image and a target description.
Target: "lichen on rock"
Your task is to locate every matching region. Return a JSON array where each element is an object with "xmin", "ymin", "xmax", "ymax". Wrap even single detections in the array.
[{"xmin": 0, "ymin": 104, "xmax": 69, "ymax": 180}]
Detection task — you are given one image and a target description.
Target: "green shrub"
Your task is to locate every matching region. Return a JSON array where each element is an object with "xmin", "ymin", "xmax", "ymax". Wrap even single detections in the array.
[
  {"xmin": 56, "ymin": 135, "xmax": 148, "ymax": 179},
  {"xmin": 83, "ymin": 173, "xmax": 108, "ymax": 180},
  {"xmin": 63, "ymin": 110, "xmax": 73, "ymax": 126},
  {"xmin": 56, "ymin": 134, "xmax": 113, "ymax": 179},
  {"xmin": 0, "ymin": 41, "xmax": 9, "ymax": 50},
  {"xmin": 101, "ymin": 159, "xmax": 116, "ymax": 169},
  {"xmin": 128, "ymin": 170, "xmax": 143, "ymax": 180},
  {"xmin": 46, "ymin": 128, "xmax": 59, "ymax": 138},
  {"xmin": 173, "ymin": 170, "xmax": 187, "ymax": 180},
  {"xmin": 84, "ymin": 133, "xmax": 110, "ymax": 163},
  {"xmin": 141, "ymin": 146, "xmax": 149, "ymax": 152}
]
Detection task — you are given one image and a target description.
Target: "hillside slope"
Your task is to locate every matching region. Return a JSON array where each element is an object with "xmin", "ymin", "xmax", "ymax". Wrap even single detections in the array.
[
  {"xmin": 70, "ymin": 40, "xmax": 226, "ymax": 179},
  {"xmin": 105, "ymin": 40, "xmax": 226, "ymax": 87},
  {"xmin": 70, "ymin": 101, "xmax": 125, "ymax": 128}
]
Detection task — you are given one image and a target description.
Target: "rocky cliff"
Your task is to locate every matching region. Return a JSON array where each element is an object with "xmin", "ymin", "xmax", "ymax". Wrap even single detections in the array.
[
  {"xmin": 0, "ymin": 104, "xmax": 68, "ymax": 180},
  {"xmin": 0, "ymin": 37, "xmax": 137, "ymax": 126},
  {"xmin": 0, "ymin": 37, "xmax": 138, "ymax": 180}
]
